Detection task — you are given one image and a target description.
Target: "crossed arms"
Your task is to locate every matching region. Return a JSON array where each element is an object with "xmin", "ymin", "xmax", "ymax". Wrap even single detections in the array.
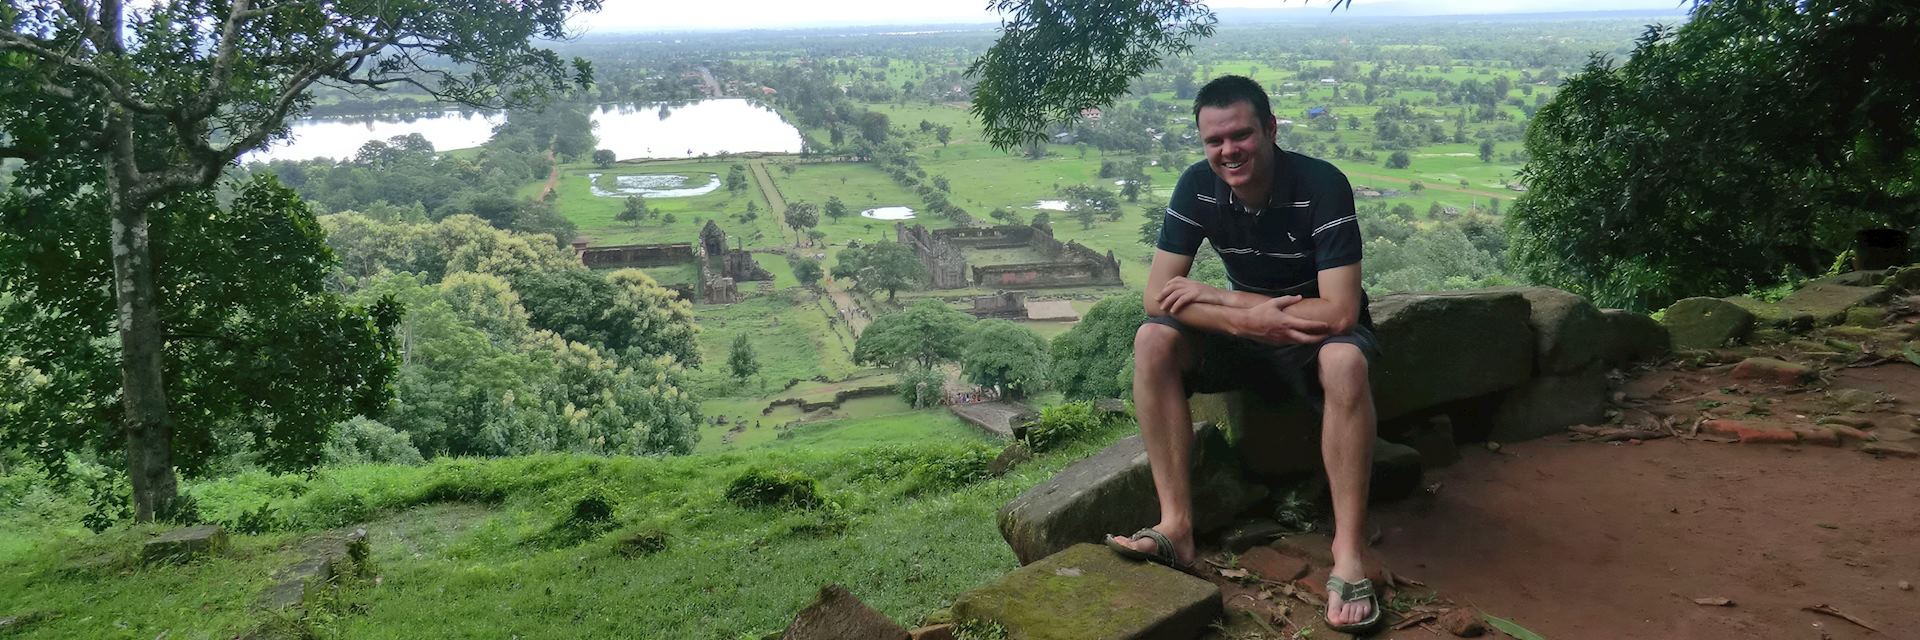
[{"xmin": 1143, "ymin": 249, "xmax": 1362, "ymax": 346}]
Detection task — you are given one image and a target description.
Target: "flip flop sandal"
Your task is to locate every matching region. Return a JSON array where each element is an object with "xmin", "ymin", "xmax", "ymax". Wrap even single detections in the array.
[
  {"xmin": 1324, "ymin": 575, "xmax": 1384, "ymax": 634},
  {"xmin": 1104, "ymin": 528, "xmax": 1180, "ymax": 568}
]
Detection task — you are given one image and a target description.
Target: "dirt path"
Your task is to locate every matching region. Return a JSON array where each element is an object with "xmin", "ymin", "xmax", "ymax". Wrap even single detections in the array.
[
  {"xmin": 1342, "ymin": 168, "xmax": 1515, "ymax": 201},
  {"xmin": 823, "ymin": 282, "xmax": 870, "ymax": 337},
  {"xmin": 748, "ymin": 159, "xmax": 785, "ymax": 215},
  {"xmin": 535, "ymin": 147, "xmax": 559, "ymax": 201},
  {"xmin": 1366, "ymin": 435, "xmax": 1919, "ymax": 639}
]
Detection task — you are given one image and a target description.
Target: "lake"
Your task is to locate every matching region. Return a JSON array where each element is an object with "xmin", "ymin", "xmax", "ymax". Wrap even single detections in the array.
[{"xmin": 246, "ymin": 98, "xmax": 803, "ymax": 163}]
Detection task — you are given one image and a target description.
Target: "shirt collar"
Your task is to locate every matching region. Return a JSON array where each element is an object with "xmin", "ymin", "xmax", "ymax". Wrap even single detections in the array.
[{"xmin": 1216, "ymin": 145, "xmax": 1295, "ymax": 213}]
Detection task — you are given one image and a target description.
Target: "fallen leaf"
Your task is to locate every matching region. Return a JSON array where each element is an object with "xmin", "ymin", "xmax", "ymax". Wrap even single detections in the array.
[
  {"xmin": 1218, "ymin": 567, "xmax": 1251, "ymax": 580},
  {"xmin": 1804, "ymin": 604, "xmax": 1880, "ymax": 632},
  {"xmin": 1481, "ymin": 613, "xmax": 1546, "ymax": 640},
  {"xmin": 1392, "ymin": 611, "xmax": 1437, "ymax": 630},
  {"xmin": 1692, "ymin": 597, "xmax": 1733, "ymax": 606}
]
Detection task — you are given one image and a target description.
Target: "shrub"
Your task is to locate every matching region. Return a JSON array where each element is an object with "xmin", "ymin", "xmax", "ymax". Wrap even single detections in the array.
[
  {"xmin": 1020, "ymin": 401, "xmax": 1126, "ymax": 453},
  {"xmin": 323, "ymin": 417, "xmax": 424, "ymax": 466},
  {"xmin": 895, "ymin": 365, "xmax": 945, "ymax": 408},
  {"xmin": 724, "ymin": 467, "xmax": 823, "ymax": 509},
  {"xmin": 540, "ymin": 491, "xmax": 619, "ymax": 547}
]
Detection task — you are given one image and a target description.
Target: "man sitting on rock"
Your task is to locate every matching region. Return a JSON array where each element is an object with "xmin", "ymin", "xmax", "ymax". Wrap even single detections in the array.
[{"xmin": 1104, "ymin": 75, "xmax": 1381, "ymax": 634}]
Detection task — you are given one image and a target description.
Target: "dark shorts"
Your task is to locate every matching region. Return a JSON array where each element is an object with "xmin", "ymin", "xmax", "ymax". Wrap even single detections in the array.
[{"xmin": 1143, "ymin": 315, "xmax": 1380, "ymax": 407}]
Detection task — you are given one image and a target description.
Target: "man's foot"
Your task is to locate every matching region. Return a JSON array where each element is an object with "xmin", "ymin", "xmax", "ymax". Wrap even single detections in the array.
[
  {"xmin": 1325, "ymin": 546, "xmax": 1377, "ymax": 628},
  {"xmin": 1106, "ymin": 522, "xmax": 1196, "ymax": 568}
]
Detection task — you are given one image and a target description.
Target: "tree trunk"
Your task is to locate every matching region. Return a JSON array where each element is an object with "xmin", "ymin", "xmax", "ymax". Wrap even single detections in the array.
[{"xmin": 105, "ymin": 130, "xmax": 179, "ymax": 523}]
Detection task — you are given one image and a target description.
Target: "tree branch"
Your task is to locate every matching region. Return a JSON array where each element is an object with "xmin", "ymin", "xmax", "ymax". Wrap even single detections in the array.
[
  {"xmin": 191, "ymin": 0, "xmax": 254, "ymax": 121},
  {"xmin": 0, "ymin": 32, "xmax": 164, "ymax": 114}
]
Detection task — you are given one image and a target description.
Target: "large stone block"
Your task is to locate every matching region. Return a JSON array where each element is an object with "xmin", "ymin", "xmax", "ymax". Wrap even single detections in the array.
[
  {"xmin": 782, "ymin": 584, "xmax": 910, "ymax": 640},
  {"xmin": 952, "ymin": 543, "xmax": 1220, "ymax": 640},
  {"xmin": 1488, "ymin": 287, "xmax": 1609, "ymax": 375},
  {"xmin": 141, "ymin": 525, "xmax": 230, "ymax": 565},
  {"xmin": 1600, "ymin": 309, "xmax": 1669, "ymax": 366},
  {"xmin": 996, "ymin": 423, "xmax": 1265, "ymax": 566},
  {"xmin": 1776, "ymin": 283, "xmax": 1891, "ymax": 326},
  {"xmin": 1370, "ymin": 290, "xmax": 1536, "ymax": 420},
  {"xmin": 258, "ymin": 528, "xmax": 371, "ymax": 610},
  {"xmin": 1488, "ymin": 366, "xmax": 1608, "ymax": 442},
  {"xmin": 1662, "ymin": 297, "xmax": 1755, "ymax": 349}
]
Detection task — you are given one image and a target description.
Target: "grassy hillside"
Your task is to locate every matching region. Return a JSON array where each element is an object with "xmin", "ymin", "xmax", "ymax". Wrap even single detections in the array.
[{"xmin": 0, "ymin": 410, "xmax": 1134, "ymax": 639}]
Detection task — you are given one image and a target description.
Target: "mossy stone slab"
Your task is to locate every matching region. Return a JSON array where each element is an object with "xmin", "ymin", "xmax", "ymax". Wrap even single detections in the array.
[{"xmin": 952, "ymin": 543, "xmax": 1220, "ymax": 640}]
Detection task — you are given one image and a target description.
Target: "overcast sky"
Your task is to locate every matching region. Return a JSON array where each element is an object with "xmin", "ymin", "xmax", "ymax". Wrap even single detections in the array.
[{"xmin": 574, "ymin": 0, "xmax": 1688, "ymax": 33}]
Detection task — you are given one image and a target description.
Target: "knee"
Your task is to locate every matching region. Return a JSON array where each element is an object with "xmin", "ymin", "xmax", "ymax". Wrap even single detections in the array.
[
  {"xmin": 1133, "ymin": 323, "xmax": 1184, "ymax": 372},
  {"xmin": 1319, "ymin": 343, "xmax": 1371, "ymax": 404}
]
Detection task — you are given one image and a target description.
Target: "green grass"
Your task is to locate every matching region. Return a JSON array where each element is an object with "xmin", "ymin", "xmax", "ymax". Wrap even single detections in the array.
[
  {"xmin": 0, "ymin": 416, "xmax": 1137, "ymax": 639},
  {"xmin": 686, "ymin": 290, "xmax": 856, "ymax": 402},
  {"xmin": 553, "ymin": 159, "xmax": 777, "ymax": 248}
]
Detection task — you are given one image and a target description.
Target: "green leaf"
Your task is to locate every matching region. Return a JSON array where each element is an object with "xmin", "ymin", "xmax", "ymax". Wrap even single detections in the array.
[
  {"xmin": 1903, "ymin": 343, "xmax": 1920, "ymax": 368},
  {"xmin": 1481, "ymin": 613, "xmax": 1547, "ymax": 640}
]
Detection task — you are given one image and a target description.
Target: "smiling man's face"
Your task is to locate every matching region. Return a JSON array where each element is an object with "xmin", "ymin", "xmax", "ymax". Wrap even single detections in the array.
[{"xmin": 1197, "ymin": 100, "xmax": 1278, "ymax": 201}]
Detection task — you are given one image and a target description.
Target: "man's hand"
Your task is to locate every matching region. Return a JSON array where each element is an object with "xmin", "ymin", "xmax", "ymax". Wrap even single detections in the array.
[
  {"xmin": 1155, "ymin": 276, "xmax": 1222, "ymax": 315},
  {"xmin": 1236, "ymin": 295, "xmax": 1333, "ymax": 345}
]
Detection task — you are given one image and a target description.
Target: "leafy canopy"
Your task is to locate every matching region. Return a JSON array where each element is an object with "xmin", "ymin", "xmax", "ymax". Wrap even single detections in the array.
[
  {"xmin": 1509, "ymin": 0, "xmax": 1920, "ymax": 310},
  {"xmin": 855, "ymin": 301, "xmax": 975, "ymax": 369}
]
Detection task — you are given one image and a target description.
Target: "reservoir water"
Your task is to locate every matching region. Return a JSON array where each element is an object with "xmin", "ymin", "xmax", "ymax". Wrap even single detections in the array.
[{"xmin": 247, "ymin": 98, "xmax": 803, "ymax": 163}]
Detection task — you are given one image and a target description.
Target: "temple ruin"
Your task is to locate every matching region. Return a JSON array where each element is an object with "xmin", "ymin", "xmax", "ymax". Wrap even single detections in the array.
[
  {"xmin": 569, "ymin": 222, "xmax": 771, "ymax": 304},
  {"xmin": 896, "ymin": 221, "xmax": 1125, "ymax": 290}
]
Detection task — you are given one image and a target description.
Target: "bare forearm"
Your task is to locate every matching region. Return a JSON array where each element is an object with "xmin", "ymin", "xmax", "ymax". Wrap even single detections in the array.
[
  {"xmin": 1282, "ymin": 297, "xmax": 1357, "ymax": 334},
  {"xmin": 1165, "ymin": 301, "xmax": 1245, "ymax": 337}
]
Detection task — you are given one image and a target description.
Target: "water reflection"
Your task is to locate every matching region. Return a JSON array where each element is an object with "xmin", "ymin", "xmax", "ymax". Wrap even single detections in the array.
[
  {"xmin": 247, "ymin": 98, "xmax": 802, "ymax": 163},
  {"xmin": 586, "ymin": 172, "xmax": 722, "ymax": 198},
  {"xmin": 860, "ymin": 206, "xmax": 917, "ymax": 220}
]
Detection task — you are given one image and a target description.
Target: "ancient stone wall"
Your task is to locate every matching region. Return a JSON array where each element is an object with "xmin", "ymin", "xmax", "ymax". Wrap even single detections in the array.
[
  {"xmin": 897, "ymin": 223, "xmax": 970, "ymax": 289},
  {"xmin": 968, "ymin": 291, "xmax": 1030, "ymax": 319},
  {"xmin": 933, "ymin": 225, "xmax": 1036, "ymax": 249},
  {"xmin": 969, "ymin": 240, "xmax": 1122, "ymax": 289},
  {"xmin": 577, "ymin": 243, "xmax": 696, "ymax": 269}
]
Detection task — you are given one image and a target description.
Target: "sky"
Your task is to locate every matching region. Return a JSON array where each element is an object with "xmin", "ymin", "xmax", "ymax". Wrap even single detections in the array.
[{"xmin": 574, "ymin": 0, "xmax": 1688, "ymax": 33}]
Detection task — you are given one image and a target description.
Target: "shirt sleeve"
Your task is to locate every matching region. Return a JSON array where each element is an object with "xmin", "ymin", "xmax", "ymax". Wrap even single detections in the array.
[
  {"xmin": 1155, "ymin": 169, "xmax": 1207, "ymax": 256},
  {"xmin": 1309, "ymin": 170, "xmax": 1361, "ymax": 271}
]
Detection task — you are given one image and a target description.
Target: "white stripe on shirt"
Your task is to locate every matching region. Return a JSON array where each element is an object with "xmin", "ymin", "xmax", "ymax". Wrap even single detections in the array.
[
  {"xmin": 1312, "ymin": 215, "xmax": 1357, "ymax": 236},
  {"xmin": 1165, "ymin": 207, "xmax": 1203, "ymax": 228}
]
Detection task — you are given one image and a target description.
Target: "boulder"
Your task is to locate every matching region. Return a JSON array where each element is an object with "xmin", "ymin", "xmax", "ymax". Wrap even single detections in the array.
[
  {"xmin": 1723, "ymin": 295, "xmax": 1818, "ymax": 333},
  {"xmin": 1370, "ymin": 290, "xmax": 1536, "ymax": 420},
  {"xmin": 1370, "ymin": 440, "xmax": 1425, "ymax": 503},
  {"xmin": 997, "ymin": 423, "xmax": 1266, "ymax": 566},
  {"xmin": 1488, "ymin": 366, "xmax": 1608, "ymax": 442},
  {"xmin": 988, "ymin": 442, "xmax": 1033, "ymax": 477},
  {"xmin": 1600, "ymin": 309, "xmax": 1670, "ymax": 366},
  {"xmin": 1887, "ymin": 265, "xmax": 1920, "ymax": 293},
  {"xmin": 141, "ymin": 524, "xmax": 230, "ymax": 565},
  {"xmin": 781, "ymin": 584, "xmax": 910, "ymax": 640},
  {"xmin": 1774, "ymin": 283, "xmax": 1892, "ymax": 326},
  {"xmin": 1196, "ymin": 391, "xmax": 1426, "ymax": 495},
  {"xmin": 1729, "ymin": 357, "xmax": 1814, "ymax": 386},
  {"xmin": 1662, "ymin": 298, "xmax": 1755, "ymax": 349},
  {"xmin": 1489, "ymin": 287, "xmax": 1609, "ymax": 375},
  {"xmin": 951, "ymin": 543, "xmax": 1220, "ymax": 640},
  {"xmin": 258, "ymin": 528, "xmax": 372, "ymax": 610},
  {"xmin": 1396, "ymin": 415, "xmax": 1460, "ymax": 469},
  {"xmin": 1815, "ymin": 270, "xmax": 1890, "ymax": 288}
]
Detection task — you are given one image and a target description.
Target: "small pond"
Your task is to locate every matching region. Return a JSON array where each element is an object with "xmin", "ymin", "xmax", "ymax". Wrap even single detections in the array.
[
  {"xmin": 587, "ymin": 172, "xmax": 722, "ymax": 198},
  {"xmin": 860, "ymin": 206, "xmax": 917, "ymax": 220}
]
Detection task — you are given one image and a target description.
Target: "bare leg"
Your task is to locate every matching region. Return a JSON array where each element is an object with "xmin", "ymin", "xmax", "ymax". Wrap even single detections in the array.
[
  {"xmin": 1113, "ymin": 323, "xmax": 1200, "ymax": 566},
  {"xmin": 1317, "ymin": 342, "xmax": 1377, "ymax": 626}
]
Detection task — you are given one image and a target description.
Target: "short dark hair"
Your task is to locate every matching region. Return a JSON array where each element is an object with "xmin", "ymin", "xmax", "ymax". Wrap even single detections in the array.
[{"xmin": 1192, "ymin": 75, "xmax": 1274, "ymax": 130}]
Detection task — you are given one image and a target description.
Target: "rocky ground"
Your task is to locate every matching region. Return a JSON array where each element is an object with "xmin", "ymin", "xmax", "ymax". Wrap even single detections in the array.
[{"xmin": 1191, "ymin": 305, "xmax": 1920, "ymax": 639}]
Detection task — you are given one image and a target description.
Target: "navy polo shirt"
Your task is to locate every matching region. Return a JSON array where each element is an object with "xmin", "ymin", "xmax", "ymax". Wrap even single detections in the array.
[{"xmin": 1157, "ymin": 147, "xmax": 1371, "ymax": 327}]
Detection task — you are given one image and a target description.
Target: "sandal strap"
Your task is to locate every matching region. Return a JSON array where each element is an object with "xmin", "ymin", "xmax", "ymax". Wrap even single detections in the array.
[
  {"xmin": 1326, "ymin": 576, "xmax": 1377, "ymax": 601},
  {"xmin": 1133, "ymin": 528, "xmax": 1174, "ymax": 559}
]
